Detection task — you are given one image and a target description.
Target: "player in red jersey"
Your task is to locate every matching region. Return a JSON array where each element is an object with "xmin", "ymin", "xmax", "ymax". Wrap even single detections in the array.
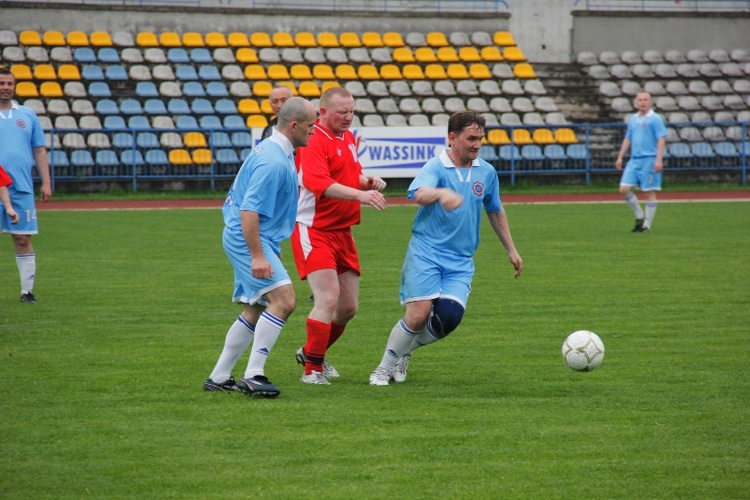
[{"xmin": 291, "ymin": 87, "xmax": 388, "ymax": 385}]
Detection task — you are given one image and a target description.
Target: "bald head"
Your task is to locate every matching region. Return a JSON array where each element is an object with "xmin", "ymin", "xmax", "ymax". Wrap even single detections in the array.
[
  {"xmin": 269, "ymin": 86, "xmax": 294, "ymax": 115},
  {"xmin": 275, "ymin": 97, "xmax": 317, "ymax": 148}
]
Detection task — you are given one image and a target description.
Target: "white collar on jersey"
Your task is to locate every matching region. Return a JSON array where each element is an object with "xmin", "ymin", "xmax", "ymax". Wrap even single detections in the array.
[
  {"xmin": 439, "ymin": 148, "xmax": 478, "ymax": 182},
  {"xmin": 269, "ymin": 127, "xmax": 295, "ymax": 159},
  {"xmin": 0, "ymin": 100, "xmax": 19, "ymax": 120}
]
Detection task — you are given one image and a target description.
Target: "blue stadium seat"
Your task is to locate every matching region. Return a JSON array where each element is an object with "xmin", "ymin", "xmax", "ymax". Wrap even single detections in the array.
[
  {"xmin": 216, "ymin": 148, "xmax": 240, "ymax": 166},
  {"xmin": 543, "ymin": 144, "xmax": 567, "ymax": 160},
  {"xmin": 136, "ymin": 132, "xmax": 160, "ymax": 149},
  {"xmin": 566, "ymin": 144, "xmax": 588, "ymax": 161},
  {"xmin": 88, "ymin": 81, "xmax": 111, "ymax": 97},
  {"xmin": 120, "ymin": 98, "xmax": 143, "ymax": 115},
  {"xmin": 232, "ymin": 131, "xmax": 253, "ymax": 147},
  {"xmin": 223, "ymin": 115, "xmax": 246, "ymax": 129},
  {"xmin": 667, "ymin": 143, "xmax": 693, "ymax": 159},
  {"xmin": 200, "ymin": 115, "xmax": 222, "ymax": 130},
  {"xmin": 145, "ymin": 149, "xmax": 169, "ymax": 166},
  {"xmin": 176, "ymin": 115, "xmax": 199, "ymax": 130},
  {"xmin": 206, "ymin": 81, "xmax": 229, "ymax": 97},
  {"xmin": 167, "ymin": 98, "xmax": 191, "ymax": 115},
  {"xmin": 479, "ymin": 145, "xmax": 499, "ymax": 161},
  {"xmin": 521, "ymin": 145, "xmax": 545, "ymax": 161},
  {"xmin": 183, "ymin": 81, "xmax": 205, "ymax": 97},
  {"xmin": 209, "ymin": 131, "xmax": 232, "ymax": 148},
  {"xmin": 104, "ymin": 115, "xmax": 127, "ymax": 129},
  {"xmin": 190, "ymin": 48, "xmax": 213, "ymax": 63},
  {"xmin": 715, "ymin": 141, "xmax": 739, "ymax": 157},
  {"xmin": 175, "ymin": 65, "xmax": 199, "ymax": 81},
  {"xmin": 691, "ymin": 142, "xmax": 716, "ymax": 159},
  {"xmin": 71, "ymin": 150, "xmax": 95, "ymax": 168},
  {"xmin": 121, "ymin": 149, "xmax": 145, "ymax": 167},
  {"xmin": 167, "ymin": 48, "xmax": 190, "ymax": 63},
  {"xmin": 191, "ymin": 98, "xmax": 214, "ymax": 115},
  {"xmin": 95, "ymin": 150, "xmax": 120, "ymax": 168},
  {"xmin": 198, "ymin": 65, "xmax": 221, "ymax": 81},
  {"xmin": 143, "ymin": 99, "xmax": 168, "ymax": 115},
  {"xmin": 135, "ymin": 81, "xmax": 159, "ymax": 98},
  {"xmin": 215, "ymin": 99, "xmax": 238, "ymax": 115},
  {"xmin": 105, "ymin": 65, "xmax": 128, "ymax": 81},
  {"xmin": 112, "ymin": 132, "xmax": 135, "ymax": 149},
  {"xmin": 128, "ymin": 115, "xmax": 151, "ymax": 130},
  {"xmin": 96, "ymin": 99, "xmax": 119, "ymax": 115},
  {"xmin": 81, "ymin": 65, "xmax": 104, "ymax": 81},
  {"xmin": 73, "ymin": 47, "xmax": 96, "ymax": 63},
  {"xmin": 97, "ymin": 47, "xmax": 120, "ymax": 63},
  {"xmin": 499, "ymin": 145, "xmax": 520, "ymax": 161},
  {"xmin": 49, "ymin": 150, "xmax": 69, "ymax": 168},
  {"xmin": 239, "ymin": 148, "xmax": 252, "ymax": 160}
]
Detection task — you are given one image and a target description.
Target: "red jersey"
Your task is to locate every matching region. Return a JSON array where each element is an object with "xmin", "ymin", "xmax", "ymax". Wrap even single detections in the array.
[
  {"xmin": 0, "ymin": 165, "xmax": 12, "ymax": 188},
  {"xmin": 295, "ymin": 121, "xmax": 363, "ymax": 231}
]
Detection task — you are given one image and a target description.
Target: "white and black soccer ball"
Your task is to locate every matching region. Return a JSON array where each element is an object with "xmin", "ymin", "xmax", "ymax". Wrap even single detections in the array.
[{"xmin": 562, "ymin": 330, "xmax": 605, "ymax": 372}]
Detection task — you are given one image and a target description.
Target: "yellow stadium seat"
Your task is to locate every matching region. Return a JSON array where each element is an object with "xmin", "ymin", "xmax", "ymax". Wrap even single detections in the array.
[
  {"xmin": 532, "ymin": 129, "xmax": 556, "ymax": 145},
  {"xmin": 90, "ymin": 31, "xmax": 113, "ymax": 47},
  {"xmin": 244, "ymin": 64, "xmax": 267, "ymax": 80},
  {"xmin": 317, "ymin": 32, "xmax": 339, "ymax": 48},
  {"xmin": 40, "ymin": 81, "xmax": 63, "ymax": 97},
  {"xmin": 10, "ymin": 64, "xmax": 33, "ymax": 81},
  {"xmin": 137, "ymin": 32, "xmax": 159, "ymax": 47},
  {"xmin": 267, "ymin": 64, "xmax": 290, "ymax": 80},
  {"xmin": 379, "ymin": 64, "xmax": 402, "ymax": 80},
  {"xmin": 312, "ymin": 64, "xmax": 335, "ymax": 80},
  {"xmin": 415, "ymin": 47, "xmax": 437, "ymax": 63},
  {"xmin": 34, "ymin": 64, "xmax": 57, "ymax": 80},
  {"xmin": 402, "ymin": 64, "xmax": 425, "ymax": 80},
  {"xmin": 512, "ymin": 129, "xmax": 534, "ymax": 145},
  {"xmin": 58, "ymin": 64, "xmax": 81, "ymax": 80},
  {"xmin": 295, "ymin": 32, "xmax": 317, "ymax": 48},
  {"xmin": 192, "ymin": 149, "xmax": 213, "ymax": 165},
  {"xmin": 205, "ymin": 32, "xmax": 228, "ymax": 47},
  {"xmin": 169, "ymin": 149, "xmax": 193, "ymax": 165},
  {"xmin": 15, "ymin": 82, "xmax": 39, "ymax": 97},
  {"xmin": 272, "ymin": 32, "xmax": 295, "ymax": 47},
  {"xmin": 362, "ymin": 32, "xmax": 384, "ymax": 47},
  {"xmin": 298, "ymin": 81, "xmax": 321, "ymax": 97},
  {"xmin": 459, "ymin": 47, "xmax": 481, "ymax": 63},
  {"xmin": 469, "ymin": 63, "xmax": 492, "ymax": 79},
  {"xmin": 554, "ymin": 128, "xmax": 579, "ymax": 144},
  {"xmin": 19, "ymin": 30, "xmax": 42, "ymax": 46},
  {"xmin": 184, "ymin": 132, "xmax": 207, "ymax": 148},
  {"xmin": 504, "ymin": 47, "xmax": 526, "ymax": 62},
  {"xmin": 383, "ymin": 32, "xmax": 405, "ymax": 47},
  {"xmin": 160, "ymin": 32, "xmax": 181, "ymax": 47},
  {"xmin": 424, "ymin": 64, "xmax": 447, "ymax": 80},
  {"xmin": 480, "ymin": 46, "xmax": 503, "ymax": 62},
  {"xmin": 339, "ymin": 32, "xmax": 362, "ymax": 48},
  {"xmin": 321, "ymin": 81, "xmax": 341, "ymax": 92},
  {"xmin": 253, "ymin": 81, "xmax": 273, "ymax": 97},
  {"xmin": 260, "ymin": 99, "xmax": 273, "ymax": 114},
  {"xmin": 335, "ymin": 64, "xmax": 358, "ymax": 80},
  {"xmin": 357, "ymin": 64, "xmax": 379, "ymax": 80},
  {"xmin": 290, "ymin": 64, "xmax": 313, "ymax": 80},
  {"xmin": 250, "ymin": 32, "xmax": 273, "ymax": 47},
  {"xmin": 67, "ymin": 31, "xmax": 89, "ymax": 46},
  {"xmin": 513, "ymin": 62, "xmax": 536, "ymax": 79},
  {"xmin": 236, "ymin": 48, "xmax": 259, "ymax": 63},
  {"xmin": 494, "ymin": 31, "xmax": 516, "ymax": 46},
  {"xmin": 446, "ymin": 63, "xmax": 469, "ymax": 79},
  {"xmin": 392, "ymin": 47, "xmax": 415, "ymax": 63},
  {"xmin": 487, "ymin": 129, "xmax": 511, "ymax": 145},
  {"xmin": 278, "ymin": 81, "xmax": 298, "ymax": 96},
  {"xmin": 246, "ymin": 114, "xmax": 269, "ymax": 129},
  {"xmin": 228, "ymin": 32, "xmax": 250, "ymax": 47},
  {"xmin": 238, "ymin": 99, "xmax": 261, "ymax": 114},
  {"xmin": 183, "ymin": 32, "xmax": 205, "ymax": 47},
  {"xmin": 437, "ymin": 47, "xmax": 459, "ymax": 63},
  {"xmin": 426, "ymin": 32, "xmax": 449, "ymax": 47},
  {"xmin": 43, "ymin": 31, "xmax": 66, "ymax": 46}
]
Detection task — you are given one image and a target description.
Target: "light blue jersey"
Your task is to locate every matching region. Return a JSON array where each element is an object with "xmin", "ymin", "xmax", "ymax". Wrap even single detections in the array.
[
  {"xmin": 625, "ymin": 109, "xmax": 668, "ymax": 158},
  {"xmin": 0, "ymin": 102, "xmax": 46, "ymax": 194}
]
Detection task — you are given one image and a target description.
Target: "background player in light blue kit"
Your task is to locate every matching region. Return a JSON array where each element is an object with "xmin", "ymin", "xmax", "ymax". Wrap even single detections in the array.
[
  {"xmin": 615, "ymin": 91, "xmax": 667, "ymax": 232},
  {"xmin": 370, "ymin": 112, "xmax": 523, "ymax": 386},
  {"xmin": 204, "ymin": 97, "xmax": 317, "ymax": 398}
]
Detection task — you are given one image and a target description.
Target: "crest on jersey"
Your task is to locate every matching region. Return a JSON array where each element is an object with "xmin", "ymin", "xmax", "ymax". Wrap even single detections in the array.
[
  {"xmin": 16, "ymin": 119, "xmax": 26, "ymax": 129},
  {"xmin": 348, "ymin": 143, "xmax": 359, "ymax": 163},
  {"xmin": 472, "ymin": 181, "xmax": 484, "ymax": 197}
]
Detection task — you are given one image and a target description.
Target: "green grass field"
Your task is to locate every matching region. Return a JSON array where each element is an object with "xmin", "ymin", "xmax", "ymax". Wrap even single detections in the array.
[{"xmin": 1, "ymin": 201, "xmax": 748, "ymax": 498}]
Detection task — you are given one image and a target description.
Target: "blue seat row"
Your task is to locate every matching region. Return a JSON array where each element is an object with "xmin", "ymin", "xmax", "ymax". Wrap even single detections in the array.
[
  {"xmin": 135, "ymin": 81, "xmax": 229, "ymax": 98},
  {"xmin": 94, "ymin": 98, "xmax": 238, "ymax": 116},
  {"xmin": 480, "ymin": 144, "xmax": 589, "ymax": 162},
  {"xmin": 99, "ymin": 114, "xmax": 246, "ymax": 130},
  {"xmin": 48, "ymin": 148, "xmax": 244, "ymax": 169},
  {"xmin": 72, "ymin": 47, "xmax": 216, "ymax": 64}
]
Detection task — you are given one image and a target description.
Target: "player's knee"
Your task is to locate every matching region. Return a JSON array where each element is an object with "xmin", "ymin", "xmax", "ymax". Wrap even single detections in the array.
[{"xmin": 429, "ymin": 298, "xmax": 465, "ymax": 339}]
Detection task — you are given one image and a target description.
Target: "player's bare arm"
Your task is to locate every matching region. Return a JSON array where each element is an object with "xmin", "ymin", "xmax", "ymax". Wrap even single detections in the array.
[
  {"xmin": 241, "ymin": 210, "xmax": 273, "ymax": 279},
  {"xmin": 487, "ymin": 210, "xmax": 523, "ymax": 278},
  {"xmin": 414, "ymin": 186, "xmax": 463, "ymax": 210},
  {"xmin": 33, "ymin": 146, "xmax": 52, "ymax": 202},
  {"xmin": 654, "ymin": 137, "xmax": 666, "ymax": 172},
  {"xmin": 615, "ymin": 138, "xmax": 631, "ymax": 171},
  {"xmin": 362, "ymin": 175, "xmax": 387, "ymax": 191},
  {"xmin": 323, "ymin": 183, "xmax": 387, "ymax": 211}
]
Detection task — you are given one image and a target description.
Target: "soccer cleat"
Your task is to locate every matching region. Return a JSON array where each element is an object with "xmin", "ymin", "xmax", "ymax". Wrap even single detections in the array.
[
  {"xmin": 237, "ymin": 375, "xmax": 281, "ymax": 398},
  {"xmin": 295, "ymin": 347, "xmax": 340, "ymax": 378},
  {"xmin": 392, "ymin": 353, "xmax": 411, "ymax": 383},
  {"xmin": 203, "ymin": 376, "xmax": 239, "ymax": 392},
  {"xmin": 300, "ymin": 371, "xmax": 331, "ymax": 385},
  {"xmin": 369, "ymin": 367, "xmax": 392, "ymax": 386},
  {"xmin": 20, "ymin": 292, "xmax": 37, "ymax": 303},
  {"xmin": 632, "ymin": 218, "xmax": 645, "ymax": 232}
]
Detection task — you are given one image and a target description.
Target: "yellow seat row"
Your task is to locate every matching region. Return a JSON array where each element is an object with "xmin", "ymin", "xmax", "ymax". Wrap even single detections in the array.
[
  {"xmin": 168, "ymin": 148, "xmax": 212, "ymax": 165},
  {"xmin": 486, "ymin": 128, "xmax": 579, "ymax": 145},
  {"xmin": 19, "ymin": 30, "xmax": 112, "ymax": 47},
  {"xmin": 10, "ymin": 63, "xmax": 81, "ymax": 81},
  {"xmin": 14, "ymin": 81, "xmax": 64, "ymax": 97},
  {"xmin": 393, "ymin": 46, "xmax": 523, "ymax": 63}
]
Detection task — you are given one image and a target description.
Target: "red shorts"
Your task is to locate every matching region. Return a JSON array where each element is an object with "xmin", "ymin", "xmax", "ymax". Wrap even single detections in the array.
[{"xmin": 291, "ymin": 224, "xmax": 360, "ymax": 280}]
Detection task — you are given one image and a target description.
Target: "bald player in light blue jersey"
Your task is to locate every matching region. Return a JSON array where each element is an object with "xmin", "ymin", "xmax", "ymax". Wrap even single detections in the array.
[
  {"xmin": 204, "ymin": 97, "xmax": 317, "ymax": 398},
  {"xmin": 370, "ymin": 111, "xmax": 523, "ymax": 386},
  {"xmin": 0, "ymin": 67, "xmax": 52, "ymax": 304},
  {"xmin": 615, "ymin": 91, "xmax": 667, "ymax": 232}
]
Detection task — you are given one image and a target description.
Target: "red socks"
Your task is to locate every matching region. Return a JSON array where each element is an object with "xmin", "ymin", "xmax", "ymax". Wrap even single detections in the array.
[{"xmin": 304, "ymin": 318, "xmax": 330, "ymax": 374}]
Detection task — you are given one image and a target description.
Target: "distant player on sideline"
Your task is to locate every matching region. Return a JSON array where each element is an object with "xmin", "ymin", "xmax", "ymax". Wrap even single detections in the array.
[
  {"xmin": 0, "ymin": 67, "xmax": 52, "ymax": 304},
  {"xmin": 204, "ymin": 97, "xmax": 317, "ymax": 398},
  {"xmin": 261, "ymin": 86, "xmax": 294, "ymax": 141},
  {"xmin": 369, "ymin": 111, "xmax": 523, "ymax": 386},
  {"xmin": 615, "ymin": 91, "xmax": 667, "ymax": 232}
]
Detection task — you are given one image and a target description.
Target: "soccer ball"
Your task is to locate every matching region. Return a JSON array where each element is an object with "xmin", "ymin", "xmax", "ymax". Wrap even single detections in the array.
[{"xmin": 562, "ymin": 330, "xmax": 605, "ymax": 372}]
